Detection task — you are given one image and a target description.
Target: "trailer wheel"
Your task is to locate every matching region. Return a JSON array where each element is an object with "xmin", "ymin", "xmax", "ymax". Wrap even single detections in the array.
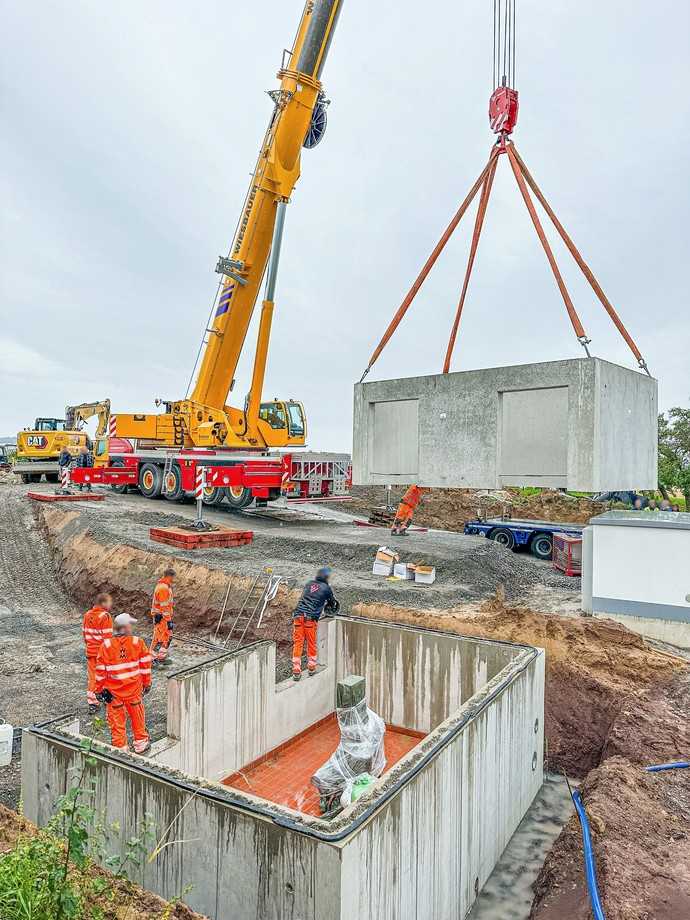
[
  {"xmin": 225, "ymin": 485, "xmax": 253, "ymax": 510},
  {"xmin": 489, "ymin": 527, "xmax": 515, "ymax": 550},
  {"xmin": 139, "ymin": 463, "xmax": 163, "ymax": 499},
  {"xmin": 530, "ymin": 533, "xmax": 553, "ymax": 560},
  {"xmin": 45, "ymin": 473, "xmax": 59, "ymax": 483},
  {"xmin": 163, "ymin": 464, "xmax": 185, "ymax": 502}
]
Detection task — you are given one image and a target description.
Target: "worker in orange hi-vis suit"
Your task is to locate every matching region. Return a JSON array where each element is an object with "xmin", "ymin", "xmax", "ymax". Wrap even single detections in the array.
[
  {"xmin": 83, "ymin": 592, "xmax": 114, "ymax": 714},
  {"xmin": 95, "ymin": 613, "xmax": 152, "ymax": 753},
  {"xmin": 391, "ymin": 485, "xmax": 430, "ymax": 535},
  {"xmin": 150, "ymin": 568, "xmax": 175, "ymax": 665}
]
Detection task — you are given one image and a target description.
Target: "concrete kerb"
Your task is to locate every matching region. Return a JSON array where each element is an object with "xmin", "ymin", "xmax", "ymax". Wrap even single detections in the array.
[{"xmin": 23, "ymin": 615, "xmax": 542, "ymax": 843}]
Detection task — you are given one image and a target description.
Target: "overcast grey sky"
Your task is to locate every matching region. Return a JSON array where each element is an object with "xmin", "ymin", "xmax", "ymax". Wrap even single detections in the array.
[{"xmin": 2, "ymin": 1, "xmax": 688, "ymax": 449}]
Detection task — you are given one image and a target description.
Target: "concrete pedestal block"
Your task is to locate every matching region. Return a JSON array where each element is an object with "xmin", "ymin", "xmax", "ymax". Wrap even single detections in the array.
[{"xmin": 353, "ymin": 358, "xmax": 657, "ymax": 491}]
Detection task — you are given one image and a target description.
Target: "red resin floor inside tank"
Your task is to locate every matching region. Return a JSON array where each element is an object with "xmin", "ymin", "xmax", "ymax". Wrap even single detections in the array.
[{"xmin": 222, "ymin": 713, "xmax": 424, "ymax": 816}]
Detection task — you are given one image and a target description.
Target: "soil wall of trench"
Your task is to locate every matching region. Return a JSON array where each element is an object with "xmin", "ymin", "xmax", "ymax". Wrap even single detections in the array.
[{"xmin": 38, "ymin": 506, "xmax": 301, "ymax": 655}]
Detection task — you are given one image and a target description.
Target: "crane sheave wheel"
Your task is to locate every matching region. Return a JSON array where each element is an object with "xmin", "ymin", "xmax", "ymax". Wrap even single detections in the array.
[{"xmin": 303, "ymin": 102, "xmax": 327, "ymax": 149}]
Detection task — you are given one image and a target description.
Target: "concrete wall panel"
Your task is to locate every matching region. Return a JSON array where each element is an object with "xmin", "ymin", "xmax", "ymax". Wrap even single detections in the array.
[
  {"xmin": 337, "ymin": 619, "xmax": 515, "ymax": 732},
  {"xmin": 353, "ymin": 358, "xmax": 657, "ymax": 490}
]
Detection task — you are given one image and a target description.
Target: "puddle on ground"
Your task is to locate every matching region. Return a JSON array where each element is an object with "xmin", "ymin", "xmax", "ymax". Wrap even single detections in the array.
[{"xmin": 468, "ymin": 773, "xmax": 573, "ymax": 919}]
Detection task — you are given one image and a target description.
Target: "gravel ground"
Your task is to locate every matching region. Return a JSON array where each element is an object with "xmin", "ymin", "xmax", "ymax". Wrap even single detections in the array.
[
  {"xmin": 42, "ymin": 483, "xmax": 582, "ymax": 612},
  {"xmin": 0, "ymin": 485, "xmax": 216, "ymax": 808}
]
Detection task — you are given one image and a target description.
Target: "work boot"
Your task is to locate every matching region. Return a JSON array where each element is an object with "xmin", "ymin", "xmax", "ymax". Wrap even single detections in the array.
[
  {"xmin": 134, "ymin": 741, "xmax": 151, "ymax": 755},
  {"xmin": 292, "ymin": 672, "xmax": 302, "ymax": 682},
  {"xmin": 307, "ymin": 668, "xmax": 316, "ymax": 677}
]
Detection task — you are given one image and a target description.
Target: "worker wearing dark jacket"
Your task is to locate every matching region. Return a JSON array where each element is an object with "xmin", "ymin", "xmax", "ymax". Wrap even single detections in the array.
[
  {"xmin": 292, "ymin": 567, "xmax": 339, "ymax": 680},
  {"xmin": 57, "ymin": 447, "xmax": 72, "ymax": 470}
]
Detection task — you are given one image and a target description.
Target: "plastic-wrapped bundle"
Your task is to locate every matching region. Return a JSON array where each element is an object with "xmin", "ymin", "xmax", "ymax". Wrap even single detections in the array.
[{"xmin": 312, "ymin": 699, "xmax": 386, "ymax": 814}]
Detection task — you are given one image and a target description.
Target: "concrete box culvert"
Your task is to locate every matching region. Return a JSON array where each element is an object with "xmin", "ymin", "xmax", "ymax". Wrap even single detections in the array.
[{"xmin": 22, "ymin": 616, "xmax": 545, "ymax": 920}]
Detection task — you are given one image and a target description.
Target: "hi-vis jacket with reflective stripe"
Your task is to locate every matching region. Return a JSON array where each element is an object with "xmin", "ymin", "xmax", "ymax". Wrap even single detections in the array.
[
  {"xmin": 82, "ymin": 606, "xmax": 113, "ymax": 657},
  {"xmin": 151, "ymin": 578, "xmax": 174, "ymax": 620},
  {"xmin": 95, "ymin": 635, "xmax": 152, "ymax": 700}
]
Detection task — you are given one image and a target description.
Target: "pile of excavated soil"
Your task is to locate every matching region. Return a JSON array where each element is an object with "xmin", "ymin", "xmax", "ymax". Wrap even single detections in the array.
[
  {"xmin": 0, "ymin": 805, "xmax": 208, "ymax": 919},
  {"xmin": 353, "ymin": 598, "xmax": 686, "ymax": 777},
  {"xmin": 333, "ymin": 485, "xmax": 605, "ymax": 530},
  {"xmin": 530, "ymin": 672, "xmax": 690, "ymax": 920}
]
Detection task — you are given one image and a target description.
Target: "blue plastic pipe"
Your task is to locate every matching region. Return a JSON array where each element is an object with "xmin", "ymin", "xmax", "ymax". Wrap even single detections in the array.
[
  {"xmin": 571, "ymin": 789, "xmax": 606, "ymax": 920},
  {"xmin": 645, "ymin": 761, "xmax": 689, "ymax": 772}
]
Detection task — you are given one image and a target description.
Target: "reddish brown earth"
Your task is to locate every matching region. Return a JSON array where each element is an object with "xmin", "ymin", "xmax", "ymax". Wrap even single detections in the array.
[
  {"xmin": 334, "ymin": 485, "xmax": 606, "ymax": 531},
  {"xmin": 354, "ymin": 597, "xmax": 685, "ymax": 777},
  {"xmin": 531, "ymin": 673, "xmax": 690, "ymax": 920}
]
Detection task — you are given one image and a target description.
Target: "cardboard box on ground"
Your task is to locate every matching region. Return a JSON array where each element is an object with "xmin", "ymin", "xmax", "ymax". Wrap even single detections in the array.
[{"xmin": 372, "ymin": 548, "xmax": 436, "ymax": 585}]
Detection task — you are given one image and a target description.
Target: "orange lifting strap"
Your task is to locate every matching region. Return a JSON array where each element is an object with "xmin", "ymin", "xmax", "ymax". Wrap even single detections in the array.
[{"xmin": 360, "ymin": 140, "xmax": 650, "ymax": 381}]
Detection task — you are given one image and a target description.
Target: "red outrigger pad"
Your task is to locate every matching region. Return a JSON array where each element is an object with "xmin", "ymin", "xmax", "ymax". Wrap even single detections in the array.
[
  {"xmin": 27, "ymin": 492, "xmax": 106, "ymax": 503},
  {"xmin": 149, "ymin": 525, "xmax": 253, "ymax": 549}
]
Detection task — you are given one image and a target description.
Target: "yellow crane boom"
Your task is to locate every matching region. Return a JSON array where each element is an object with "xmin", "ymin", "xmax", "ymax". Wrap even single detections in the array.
[{"xmin": 115, "ymin": 1, "xmax": 344, "ymax": 451}]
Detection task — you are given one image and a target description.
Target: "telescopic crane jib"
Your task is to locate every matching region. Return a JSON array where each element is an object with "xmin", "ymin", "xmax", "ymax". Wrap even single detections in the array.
[{"xmin": 113, "ymin": 1, "xmax": 344, "ymax": 451}]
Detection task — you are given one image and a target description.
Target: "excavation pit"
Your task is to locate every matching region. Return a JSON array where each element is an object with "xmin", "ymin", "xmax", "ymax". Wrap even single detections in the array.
[{"xmin": 22, "ymin": 615, "xmax": 545, "ymax": 920}]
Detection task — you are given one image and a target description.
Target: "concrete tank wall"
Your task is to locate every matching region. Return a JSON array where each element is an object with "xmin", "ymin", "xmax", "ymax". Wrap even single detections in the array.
[
  {"xmin": 340, "ymin": 650, "xmax": 545, "ymax": 920},
  {"xmin": 353, "ymin": 357, "xmax": 657, "ymax": 491},
  {"xmin": 21, "ymin": 729, "xmax": 342, "ymax": 920},
  {"xmin": 337, "ymin": 618, "xmax": 516, "ymax": 732},
  {"xmin": 155, "ymin": 619, "xmax": 336, "ymax": 781},
  {"xmin": 21, "ymin": 622, "xmax": 545, "ymax": 920}
]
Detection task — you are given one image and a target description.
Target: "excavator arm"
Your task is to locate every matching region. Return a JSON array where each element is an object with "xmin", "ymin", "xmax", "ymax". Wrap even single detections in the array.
[{"xmin": 65, "ymin": 400, "xmax": 111, "ymax": 438}]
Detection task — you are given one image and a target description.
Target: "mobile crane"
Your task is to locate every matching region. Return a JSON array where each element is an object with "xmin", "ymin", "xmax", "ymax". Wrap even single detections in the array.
[
  {"xmin": 114, "ymin": 0, "xmax": 343, "ymax": 452},
  {"xmin": 73, "ymin": 2, "xmax": 350, "ymax": 507}
]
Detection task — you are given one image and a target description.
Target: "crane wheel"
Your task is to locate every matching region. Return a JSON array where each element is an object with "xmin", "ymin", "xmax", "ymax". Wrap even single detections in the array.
[
  {"xmin": 201, "ymin": 486, "xmax": 226, "ymax": 506},
  {"xmin": 163, "ymin": 465, "xmax": 185, "ymax": 502},
  {"xmin": 225, "ymin": 486, "xmax": 254, "ymax": 510},
  {"xmin": 489, "ymin": 527, "xmax": 515, "ymax": 550},
  {"xmin": 109, "ymin": 459, "xmax": 128, "ymax": 494},
  {"xmin": 139, "ymin": 463, "xmax": 163, "ymax": 499}
]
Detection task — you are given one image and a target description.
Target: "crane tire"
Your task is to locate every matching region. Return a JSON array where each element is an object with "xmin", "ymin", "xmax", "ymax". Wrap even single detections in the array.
[
  {"xmin": 225, "ymin": 486, "xmax": 254, "ymax": 510},
  {"xmin": 139, "ymin": 463, "xmax": 163, "ymax": 499},
  {"xmin": 163, "ymin": 464, "xmax": 185, "ymax": 502},
  {"xmin": 201, "ymin": 486, "xmax": 226, "ymax": 506}
]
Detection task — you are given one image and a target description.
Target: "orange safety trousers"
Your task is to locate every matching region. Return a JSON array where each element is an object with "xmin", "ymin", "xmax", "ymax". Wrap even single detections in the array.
[
  {"xmin": 86, "ymin": 657, "xmax": 98, "ymax": 705},
  {"xmin": 292, "ymin": 617, "xmax": 318, "ymax": 674},
  {"xmin": 106, "ymin": 697, "xmax": 149, "ymax": 752},
  {"xmin": 150, "ymin": 618, "xmax": 172, "ymax": 660}
]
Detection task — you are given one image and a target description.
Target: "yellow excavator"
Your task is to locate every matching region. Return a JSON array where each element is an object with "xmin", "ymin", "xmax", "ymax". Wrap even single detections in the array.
[
  {"xmin": 113, "ymin": 1, "xmax": 344, "ymax": 452},
  {"xmin": 14, "ymin": 400, "xmax": 111, "ymax": 483}
]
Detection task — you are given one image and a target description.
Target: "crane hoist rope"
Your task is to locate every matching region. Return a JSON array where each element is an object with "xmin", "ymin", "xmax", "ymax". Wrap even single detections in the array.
[{"xmin": 359, "ymin": 2, "xmax": 650, "ymax": 382}]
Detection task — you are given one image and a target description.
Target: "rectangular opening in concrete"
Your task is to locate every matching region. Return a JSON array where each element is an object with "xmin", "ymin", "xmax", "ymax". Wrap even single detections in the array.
[{"xmin": 22, "ymin": 616, "xmax": 545, "ymax": 920}]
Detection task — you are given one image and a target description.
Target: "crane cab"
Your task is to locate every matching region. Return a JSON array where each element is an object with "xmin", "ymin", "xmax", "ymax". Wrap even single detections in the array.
[{"xmin": 257, "ymin": 400, "xmax": 306, "ymax": 447}]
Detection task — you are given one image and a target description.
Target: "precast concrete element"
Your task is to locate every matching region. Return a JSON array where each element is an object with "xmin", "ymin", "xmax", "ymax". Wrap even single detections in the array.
[
  {"xmin": 22, "ymin": 617, "xmax": 545, "ymax": 920},
  {"xmin": 353, "ymin": 357, "xmax": 657, "ymax": 491},
  {"xmin": 584, "ymin": 510, "xmax": 690, "ymax": 649}
]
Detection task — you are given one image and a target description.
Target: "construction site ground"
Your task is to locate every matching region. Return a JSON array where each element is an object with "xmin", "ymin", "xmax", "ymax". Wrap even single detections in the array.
[{"xmin": 1, "ymin": 477, "xmax": 688, "ymax": 919}]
